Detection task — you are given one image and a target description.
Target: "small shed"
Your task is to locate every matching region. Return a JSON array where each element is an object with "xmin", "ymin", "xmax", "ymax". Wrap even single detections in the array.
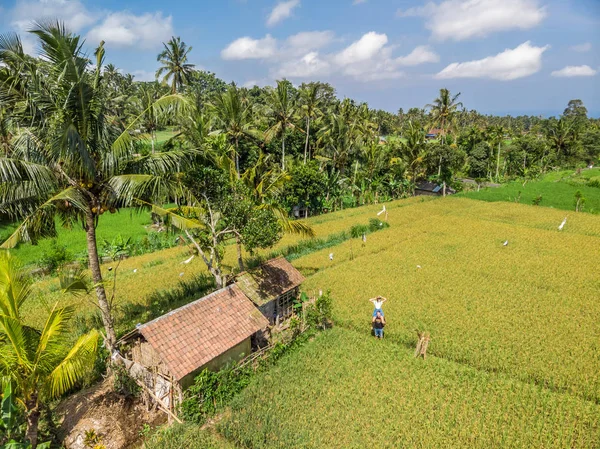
[
  {"xmin": 426, "ymin": 128, "xmax": 443, "ymax": 140},
  {"xmin": 236, "ymin": 257, "xmax": 305, "ymax": 324},
  {"xmin": 415, "ymin": 181, "xmax": 456, "ymax": 196},
  {"xmin": 119, "ymin": 284, "xmax": 268, "ymax": 393}
]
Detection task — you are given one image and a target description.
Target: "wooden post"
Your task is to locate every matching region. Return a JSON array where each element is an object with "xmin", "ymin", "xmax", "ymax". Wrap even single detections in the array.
[{"xmin": 414, "ymin": 331, "xmax": 431, "ymax": 359}]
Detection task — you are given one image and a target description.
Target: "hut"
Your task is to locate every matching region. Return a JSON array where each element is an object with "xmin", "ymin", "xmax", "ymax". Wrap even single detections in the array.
[
  {"xmin": 236, "ymin": 257, "xmax": 305, "ymax": 324},
  {"xmin": 414, "ymin": 181, "xmax": 456, "ymax": 196},
  {"xmin": 118, "ymin": 284, "xmax": 269, "ymax": 404}
]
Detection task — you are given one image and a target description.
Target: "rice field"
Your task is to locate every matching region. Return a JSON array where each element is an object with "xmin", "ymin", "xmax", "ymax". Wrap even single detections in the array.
[
  {"xmin": 297, "ymin": 198, "xmax": 600, "ymax": 403},
  {"xmin": 219, "ymin": 328, "xmax": 600, "ymax": 449},
  {"xmin": 19, "ymin": 194, "xmax": 600, "ymax": 447}
]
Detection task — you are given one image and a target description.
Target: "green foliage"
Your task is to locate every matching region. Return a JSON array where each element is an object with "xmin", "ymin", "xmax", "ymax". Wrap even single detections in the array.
[
  {"xmin": 304, "ymin": 291, "xmax": 333, "ymax": 330},
  {"xmin": 112, "ymin": 364, "xmax": 141, "ymax": 398},
  {"xmin": 460, "ymin": 169, "xmax": 600, "ymax": 214},
  {"xmin": 144, "ymin": 424, "xmax": 234, "ymax": 449},
  {"xmin": 282, "ymin": 161, "xmax": 328, "ymax": 214},
  {"xmin": 39, "ymin": 241, "xmax": 72, "ymax": 272}
]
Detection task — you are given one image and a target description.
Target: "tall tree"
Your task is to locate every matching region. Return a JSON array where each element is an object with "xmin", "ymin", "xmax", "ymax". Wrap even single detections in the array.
[
  {"xmin": 0, "ymin": 254, "xmax": 99, "ymax": 448},
  {"xmin": 265, "ymin": 80, "xmax": 298, "ymax": 170},
  {"xmin": 427, "ymin": 88, "xmax": 463, "ymax": 138},
  {"xmin": 298, "ymin": 82, "xmax": 323, "ymax": 164},
  {"xmin": 156, "ymin": 36, "xmax": 195, "ymax": 94},
  {"xmin": 0, "ymin": 23, "xmax": 190, "ymax": 352},
  {"xmin": 210, "ymin": 85, "xmax": 258, "ymax": 176}
]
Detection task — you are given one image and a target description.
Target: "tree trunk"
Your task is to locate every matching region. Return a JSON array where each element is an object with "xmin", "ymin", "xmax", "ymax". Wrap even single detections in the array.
[
  {"xmin": 304, "ymin": 117, "xmax": 310, "ymax": 164},
  {"xmin": 281, "ymin": 132, "xmax": 286, "ymax": 171},
  {"xmin": 495, "ymin": 141, "xmax": 501, "ymax": 179},
  {"xmin": 234, "ymin": 138, "xmax": 240, "ymax": 178},
  {"xmin": 85, "ymin": 211, "xmax": 117, "ymax": 352},
  {"xmin": 25, "ymin": 394, "xmax": 40, "ymax": 449},
  {"xmin": 442, "ymin": 181, "xmax": 447, "ymax": 197},
  {"xmin": 185, "ymin": 230, "xmax": 224, "ymax": 288},
  {"xmin": 236, "ymin": 235, "xmax": 244, "ymax": 272}
]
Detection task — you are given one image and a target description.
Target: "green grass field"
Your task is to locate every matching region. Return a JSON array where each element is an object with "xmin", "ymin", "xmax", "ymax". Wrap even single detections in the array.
[
  {"xmin": 0, "ymin": 209, "xmax": 154, "ymax": 267},
  {"xmin": 460, "ymin": 169, "xmax": 600, "ymax": 213}
]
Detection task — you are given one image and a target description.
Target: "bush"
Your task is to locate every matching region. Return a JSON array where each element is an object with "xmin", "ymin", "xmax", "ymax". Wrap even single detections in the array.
[
  {"xmin": 113, "ymin": 364, "xmax": 141, "ymax": 398},
  {"xmin": 305, "ymin": 291, "xmax": 333, "ymax": 330},
  {"xmin": 40, "ymin": 241, "xmax": 73, "ymax": 272}
]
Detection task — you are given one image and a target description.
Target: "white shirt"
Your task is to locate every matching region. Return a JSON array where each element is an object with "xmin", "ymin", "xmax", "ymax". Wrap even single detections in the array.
[{"xmin": 374, "ymin": 300, "xmax": 384, "ymax": 309}]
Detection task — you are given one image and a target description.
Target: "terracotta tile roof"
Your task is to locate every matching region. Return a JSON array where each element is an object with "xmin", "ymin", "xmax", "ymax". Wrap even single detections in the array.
[
  {"xmin": 236, "ymin": 257, "xmax": 305, "ymax": 306},
  {"xmin": 138, "ymin": 285, "xmax": 268, "ymax": 381}
]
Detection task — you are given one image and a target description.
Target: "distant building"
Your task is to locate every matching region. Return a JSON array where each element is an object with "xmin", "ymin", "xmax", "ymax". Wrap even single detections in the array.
[
  {"xmin": 236, "ymin": 257, "xmax": 305, "ymax": 325},
  {"xmin": 414, "ymin": 181, "xmax": 455, "ymax": 196},
  {"xmin": 426, "ymin": 128, "xmax": 443, "ymax": 140}
]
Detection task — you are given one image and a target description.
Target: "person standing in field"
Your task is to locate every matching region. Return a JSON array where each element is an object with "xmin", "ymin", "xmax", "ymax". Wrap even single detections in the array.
[
  {"xmin": 369, "ymin": 296, "xmax": 387, "ymax": 317},
  {"xmin": 372, "ymin": 311, "xmax": 385, "ymax": 339}
]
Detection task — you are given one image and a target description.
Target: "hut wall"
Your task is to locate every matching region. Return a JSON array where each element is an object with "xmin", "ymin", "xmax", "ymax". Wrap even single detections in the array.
[{"xmin": 179, "ymin": 338, "xmax": 252, "ymax": 390}]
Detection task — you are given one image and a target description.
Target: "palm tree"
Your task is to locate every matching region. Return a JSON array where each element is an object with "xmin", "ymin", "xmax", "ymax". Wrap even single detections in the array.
[
  {"xmin": 0, "ymin": 254, "xmax": 99, "ymax": 448},
  {"xmin": 156, "ymin": 36, "xmax": 195, "ymax": 94},
  {"xmin": 298, "ymin": 83, "xmax": 323, "ymax": 164},
  {"xmin": 210, "ymin": 85, "xmax": 258, "ymax": 176},
  {"xmin": 0, "ymin": 23, "xmax": 190, "ymax": 353},
  {"xmin": 427, "ymin": 88, "xmax": 463, "ymax": 139},
  {"xmin": 400, "ymin": 121, "xmax": 427, "ymax": 190},
  {"xmin": 265, "ymin": 80, "xmax": 297, "ymax": 170}
]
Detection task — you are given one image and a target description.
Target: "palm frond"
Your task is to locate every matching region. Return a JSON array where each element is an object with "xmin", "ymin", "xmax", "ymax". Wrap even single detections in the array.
[
  {"xmin": 47, "ymin": 329, "xmax": 98, "ymax": 399},
  {"xmin": 1, "ymin": 187, "xmax": 88, "ymax": 249},
  {"xmin": 136, "ymin": 200, "xmax": 205, "ymax": 232},
  {"xmin": 34, "ymin": 304, "xmax": 74, "ymax": 367}
]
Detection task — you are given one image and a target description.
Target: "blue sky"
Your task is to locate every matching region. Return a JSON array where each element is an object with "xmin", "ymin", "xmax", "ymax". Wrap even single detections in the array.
[{"xmin": 1, "ymin": 0, "xmax": 599, "ymax": 116}]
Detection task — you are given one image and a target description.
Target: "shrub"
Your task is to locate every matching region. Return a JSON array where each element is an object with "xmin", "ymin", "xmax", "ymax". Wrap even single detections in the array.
[
  {"xmin": 305, "ymin": 291, "xmax": 333, "ymax": 330},
  {"xmin": 113, "ymin": 364, "xmax": 141, "ymax": 398},
  {"xmin": 39, "ymin": 241, "xmax": 72, "ymax": 272}
]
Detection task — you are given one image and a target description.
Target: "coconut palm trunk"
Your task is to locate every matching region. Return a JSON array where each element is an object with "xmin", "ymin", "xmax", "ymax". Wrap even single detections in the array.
[
  {"xmin": 85, "ymin": 210, "xmax": 117, "ymax": 351},
  {"xmin": 496, "ymin": 140, "xmax": 501, "ymax": 179},
  {"xmin": 281, "ymin": 131, "xmax": 286, "ymax": 171},
  {"xmin": 304, "ymin": 117, "xmax": 310, "ymax": 164},
  {"xmin": 25, "ymin": 394, "xmax": 40, "ymax": 449}
]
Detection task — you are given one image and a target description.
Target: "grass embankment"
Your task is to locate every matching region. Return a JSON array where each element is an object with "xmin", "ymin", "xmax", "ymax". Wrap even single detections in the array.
[
  {"xmin": 460, "ymin": 168, "xmax": 600, "ymax": 213},
  {"xmin": 218, "ymin": 327, "xmax": 599, "ymax": 449},
  {"xmin": 0, "ymin": 209, "xmax": 154, "ymax": 267}
]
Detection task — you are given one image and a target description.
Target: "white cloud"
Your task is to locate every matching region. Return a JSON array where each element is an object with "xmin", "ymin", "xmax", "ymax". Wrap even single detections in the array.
[
  {"xmin": 9, "ymin": 0, "xmax": 97, "ymax": 54},
  {"xmin": 132, "ymin": 70, "xmax": 156, "ymax": 82},
  {"xmin": 242, "ymin": 79, "xmax": 273, "ymax": 88},
  {"xmin": 551, "ymin": 65, "xmax": 597, "ymax": 78},
  {"xmin": 436, "ymin": 41, "xmax": 549, "ymax": 80},
  {"xmin": 398, "ymin": 0, "xmax": 546, "ymax": 41},
  {"xmin": 223, "ymin": 30, "xmax": 438, "ymax": 83},
  {"xmin": 285, "ymin": 31, "xmax": 335, "ymax": 54},
  {"xmin": 275, "ymin": 51, "xmax": 332, "ymax": 78},
  {"xmin": 334, "ymin": 31, "xmax": 388, "ymax": 66},
  {"xmin": 267, "ymin": 0, "xmax": 300, "ymax": 27},
  {"xmin": 221, "ymin": 35, "xmax": 278, "ymax": 60},
  {"xmin": 87, "ymin": 12, "xmax": 173, "ymax": 49},
  {"xmin": 395, "ymin": 45, "xmax": 439, "ymax": 66},
  {"xmin": 10, "ymin": 0, "xmax": 97, "ymax": 32},
  {"xmin": 570, "ymin": 43, "xmax": 592, "ymax": 53}
]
